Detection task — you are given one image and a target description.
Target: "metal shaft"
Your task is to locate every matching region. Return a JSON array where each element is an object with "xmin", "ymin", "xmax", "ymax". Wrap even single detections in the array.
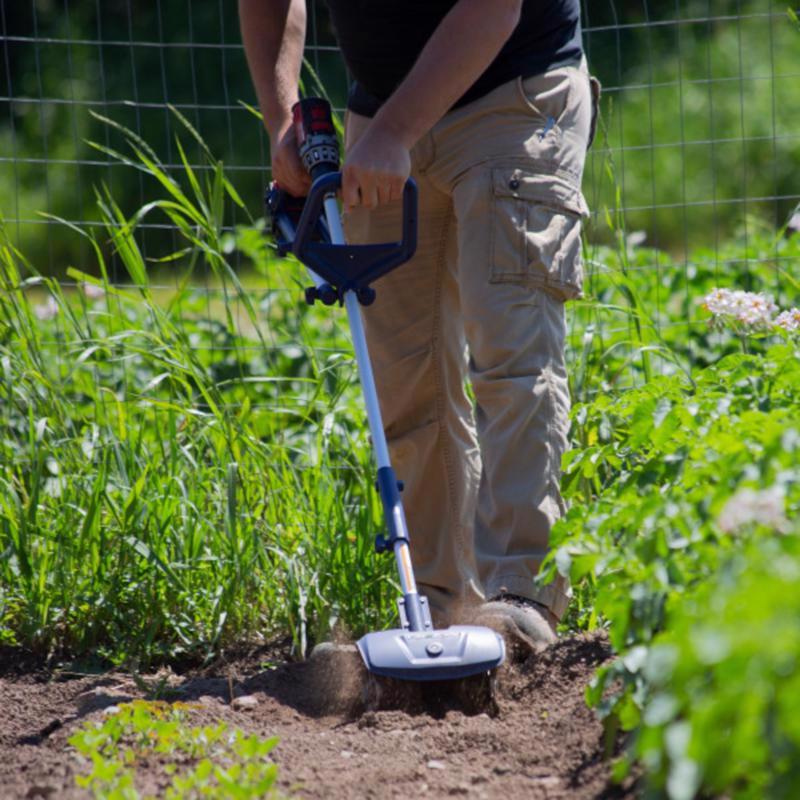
[{"xmin": 322, "ymin": 195, "xmax": 426, "ymax": 631}]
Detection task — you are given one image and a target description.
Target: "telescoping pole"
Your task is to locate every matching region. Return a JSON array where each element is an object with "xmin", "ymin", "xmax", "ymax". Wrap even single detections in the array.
[
  {"xmin": 290, "ymin": 96, "xmax": 429, "ymax": 633},
  {"xmin": 322, "ymin": 197, "xmax": 429, "ymax": 633}
]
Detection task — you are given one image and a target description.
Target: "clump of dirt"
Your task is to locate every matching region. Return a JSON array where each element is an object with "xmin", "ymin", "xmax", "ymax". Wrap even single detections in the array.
[
  {"xmin": 0, "ymin": 632, "xmax": 639, "ymax": 799},
  {"xmin": 297, "ymin": 640, "xmax": 500, "ymax": 718}
]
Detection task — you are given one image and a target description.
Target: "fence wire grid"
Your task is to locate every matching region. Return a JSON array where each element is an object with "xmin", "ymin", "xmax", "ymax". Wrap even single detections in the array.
[{"xmin": 1, "ymin": 0, "xmax": 799, "ymax": 407}]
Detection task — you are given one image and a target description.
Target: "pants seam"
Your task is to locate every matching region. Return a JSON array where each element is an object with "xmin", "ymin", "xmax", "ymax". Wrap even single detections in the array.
[
  {"xmin": 431, "ymin": 207, "xmax": 460, "ymax": 529},
  {"xmin": 544, "ymin": 360, "xmax": 560, "ymax": 510}
]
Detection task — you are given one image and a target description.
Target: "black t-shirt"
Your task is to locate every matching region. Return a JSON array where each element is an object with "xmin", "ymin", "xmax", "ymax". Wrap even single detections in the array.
[{"xmin": 324, "ymin": 0, "xmax": 582, "ymax": 117}]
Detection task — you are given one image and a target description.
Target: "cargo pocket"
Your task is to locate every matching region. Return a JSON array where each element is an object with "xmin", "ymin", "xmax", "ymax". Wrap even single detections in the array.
[{"xmin": 489, "ymin": 167, "xmax": 588, "ymax": 302}]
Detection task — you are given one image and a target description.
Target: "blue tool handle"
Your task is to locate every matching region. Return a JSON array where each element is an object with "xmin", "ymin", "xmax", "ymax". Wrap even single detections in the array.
[{"xmin": 291, "ymin": 172, "xmax": 417, "ymax": 270}]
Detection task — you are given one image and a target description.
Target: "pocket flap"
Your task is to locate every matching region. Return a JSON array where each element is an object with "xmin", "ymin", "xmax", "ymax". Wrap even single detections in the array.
[{"xmin": 492, "ymin": 168, "xmax": 589, "ymax": 218}]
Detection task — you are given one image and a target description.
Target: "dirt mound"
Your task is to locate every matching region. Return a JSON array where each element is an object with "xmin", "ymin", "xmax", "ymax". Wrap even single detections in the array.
[{"xmin": 0, "ymin": 632, "xmax": 638, "ymax": 799}]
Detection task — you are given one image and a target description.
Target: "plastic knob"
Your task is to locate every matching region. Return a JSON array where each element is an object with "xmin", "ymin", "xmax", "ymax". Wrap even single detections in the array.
[
  {"xmin": 318, "ymin": 283, "xmax": 338, "ymax": 306},
  {"xmin": 357, "ymin": 287, "xmax": 376, "ymax": 306}
]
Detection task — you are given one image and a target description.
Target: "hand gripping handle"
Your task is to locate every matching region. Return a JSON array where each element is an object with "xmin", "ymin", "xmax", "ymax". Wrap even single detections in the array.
[{"xmin": 290, "ymin": 172, "xmax": 418, "ymax": 296}]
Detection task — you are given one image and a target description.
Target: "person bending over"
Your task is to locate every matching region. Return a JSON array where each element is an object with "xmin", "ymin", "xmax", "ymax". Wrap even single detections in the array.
[{"xmin": 240, "ymin": 0, "xmax": 597, "ymax": 647}]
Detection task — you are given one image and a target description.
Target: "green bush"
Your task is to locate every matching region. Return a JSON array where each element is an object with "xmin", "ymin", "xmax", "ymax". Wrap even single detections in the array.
[
  {"xmin": 633, "ymin": 531, "xmax": 800, "ymax": 799},
  {"xmin": 540, "ymin": 323, "xmax": 800, "ymax": 797},
  {"xmin": 544, "ymin": 340, "xmax": 800, "ymax": 643}
]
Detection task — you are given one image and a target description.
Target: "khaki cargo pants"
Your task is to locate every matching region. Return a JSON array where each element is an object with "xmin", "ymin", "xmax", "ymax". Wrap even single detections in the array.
[{"xmin": 344, "ymin": 59, "xmax": 594, "ymax": 624}]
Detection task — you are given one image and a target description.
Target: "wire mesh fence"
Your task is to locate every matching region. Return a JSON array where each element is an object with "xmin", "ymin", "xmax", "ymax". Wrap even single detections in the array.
[
  {"xmin": 1, "ymin": 1, "xmax": 798, "ymax": 388},
  {"xmin": 3, "ymin": 2, "xmax": 798, "ymax": 261}
]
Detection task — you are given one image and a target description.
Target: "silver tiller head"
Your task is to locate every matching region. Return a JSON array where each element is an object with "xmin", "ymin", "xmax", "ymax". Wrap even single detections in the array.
[{"xmin": 356, "ymin": 625, "xmax": 505, "ymax": 681}]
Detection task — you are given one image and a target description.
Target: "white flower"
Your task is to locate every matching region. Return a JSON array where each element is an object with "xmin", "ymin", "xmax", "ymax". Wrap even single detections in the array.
[
  {"xmin": 33, "ymin": 295, "xmax": 59, "ymax": 321},
  {"xmin": 703, "ymin": 288, "xmax": 735, "ymax": 316},
  {"xmin": 717, "ymin": 485, "xmax": 789, "ymax": 534},
  {"xmin": 702, "ymin": 287, "xmax": 777, "ymax": 328},
  {"xmin": 80, "ymin": 281, "xmax": 106, "ymax": 300},
  {"xmin": 626, "ymin": 230, "xmax": 647, "ymax": 249},
  {"xmin": 775, "ymin": 308, "xmax": 800, "ymax": 333}
]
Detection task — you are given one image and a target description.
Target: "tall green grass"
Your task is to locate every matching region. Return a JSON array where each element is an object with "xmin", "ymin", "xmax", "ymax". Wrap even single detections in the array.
[{"xmin": 0, "ymin": 114, "xmax": 395, "ymax": 666}]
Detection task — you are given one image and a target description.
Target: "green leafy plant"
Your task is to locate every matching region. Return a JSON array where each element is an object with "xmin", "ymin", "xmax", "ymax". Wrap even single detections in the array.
[
  {"xmin": 622, "ymin": 530, "xmax": 800, "ymax": 799},
  {"xmin": 69, "ymin": 700, "xmax": 281, "ymax": 799},
  {"xmin": 538, "ymin": 333, "xmax": 799, "ymax": 797}
]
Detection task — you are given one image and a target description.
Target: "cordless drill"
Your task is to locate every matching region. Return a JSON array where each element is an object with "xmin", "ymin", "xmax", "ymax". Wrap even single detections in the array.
[{"xmin": 266, "ymin": 98, "xmax": 342, "ymax": 305}]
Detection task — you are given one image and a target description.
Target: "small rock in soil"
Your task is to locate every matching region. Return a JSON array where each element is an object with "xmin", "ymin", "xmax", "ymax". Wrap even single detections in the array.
[
  {"xmin": 309, "ymin": 642, "xmax": 358, "ymax": 659},
  {"xmin": 231, "ymin": 694, "xmax": 259, "ymax": 710},
  {"xmin": 198, "ymin": 694, "xmax": 219, "ymax": 706},
  {"xmin": 75, "ymin": 687, "xmax": 131, "ymax": 715}
]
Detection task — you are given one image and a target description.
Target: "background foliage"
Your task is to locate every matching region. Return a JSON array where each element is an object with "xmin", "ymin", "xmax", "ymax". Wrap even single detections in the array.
[{"xmin": 1, "ymin": 0, "xmax": 798, "ymax": 271}]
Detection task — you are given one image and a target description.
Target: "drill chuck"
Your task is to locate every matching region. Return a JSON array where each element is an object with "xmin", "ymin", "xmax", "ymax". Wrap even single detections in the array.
[{"xmin": 292, "ymin": 98, "xmax": 340, "ymax": 180}]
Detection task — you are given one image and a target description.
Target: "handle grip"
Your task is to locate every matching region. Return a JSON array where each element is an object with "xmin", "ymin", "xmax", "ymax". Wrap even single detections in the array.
[{"xmin": 288, "ymin": 172, "xmax": 418, "ymax": 297}]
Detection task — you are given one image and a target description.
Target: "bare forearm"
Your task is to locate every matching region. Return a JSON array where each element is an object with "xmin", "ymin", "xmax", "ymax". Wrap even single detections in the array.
[
  {"xmin": 239, "ymin": 0, "xmax": 306, "ymax": 137},
  {"xmin": 374, "ymin": 0, "xmax": 522, "ymax": 147}
]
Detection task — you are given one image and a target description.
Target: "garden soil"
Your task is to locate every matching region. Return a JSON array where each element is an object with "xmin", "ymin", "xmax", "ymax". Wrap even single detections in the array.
[{"xmin": 0, "ymin": 632, "xmax": 638, "ymax": 799}]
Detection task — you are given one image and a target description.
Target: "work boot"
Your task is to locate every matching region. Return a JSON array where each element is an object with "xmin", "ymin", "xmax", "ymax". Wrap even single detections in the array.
[{"xmin": 476, "ymin": 593, "xmax": 557, "ymax": 652}]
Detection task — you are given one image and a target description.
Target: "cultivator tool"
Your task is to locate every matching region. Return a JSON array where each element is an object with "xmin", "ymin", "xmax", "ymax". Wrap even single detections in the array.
[{"xmin": 267, "ymin": 98, "xmax": 505, "ymax": 692}]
